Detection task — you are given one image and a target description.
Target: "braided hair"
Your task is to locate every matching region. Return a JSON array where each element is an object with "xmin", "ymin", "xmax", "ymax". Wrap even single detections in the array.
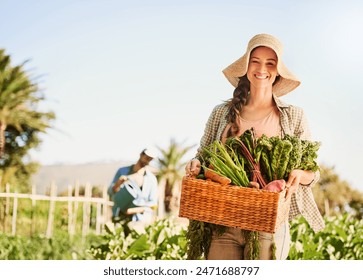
[{"xmin": 226, "ymin": 75, "xmax": 250, "ymax": 138}]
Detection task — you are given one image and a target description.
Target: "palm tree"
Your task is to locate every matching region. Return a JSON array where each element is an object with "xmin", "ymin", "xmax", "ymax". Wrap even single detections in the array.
[
  {"xmin": 156, "ymin": 139, "xmax": 196, "ymax": 216},
  {"xmin": 0, "ymin": 49, "xmax": 55, "ymax": 189}
]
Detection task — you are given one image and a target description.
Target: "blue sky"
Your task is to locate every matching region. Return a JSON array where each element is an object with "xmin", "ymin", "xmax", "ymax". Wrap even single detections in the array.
[{"xmin": 1, "ymin": 0, "xmax": 363, "ymax": 192}]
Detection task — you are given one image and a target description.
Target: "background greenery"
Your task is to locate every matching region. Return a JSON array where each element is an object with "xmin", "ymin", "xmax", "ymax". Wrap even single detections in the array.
[
  {"xmin": 288, "ymin": 214, "xmax": 363, "ymax": 260},
  {"xmin": 1, "ymin": 213, "xmax": 362, "ymax": 260}
]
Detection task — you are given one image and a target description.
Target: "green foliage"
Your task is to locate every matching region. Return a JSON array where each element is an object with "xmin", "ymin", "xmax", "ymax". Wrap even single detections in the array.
[
  {"xmin": 0, "ymin": 48, "xmax": 55, "ymax": 192},
  {"xmin": 157, "ymin": 139, "xmax": 195, "ymax": 183},
  {"xmin": 89, "ymin": 214, "xmax": 363, "ymax": 260},
  {"xmin": 313, "ymin": 164, "xmax": 363, "ymax": 218},
  {"xmin": 0, "ymin": 231, "xmax": 103, "ymax": 260},
  {"xmin": 1, "ymin": 213, "xmax": 362, "ymax": 260},
  {"xmin": 201, "ymin": 129, "xmax": 320, "ymax": 185},
  {"xmin": 185, "ymin": 220, "xmax": 215, "ymax": 260},
  {"xmin": 288, "ymin": 214, "xmax": 363, "ymax": 260},
  {"xmin": 157, "ymin": 138, "xmax": 196, "ymax": 213},
  {"xmin": 89, "ymin": 218, "xmax": 188, "ymax": 260},
  {"xmin": 255, "ymin": 133, "xmax": 320, "ymax": 182},
  {"xmin": 202, "ymin": 140, "xmax": 250, "ymax": 186}
]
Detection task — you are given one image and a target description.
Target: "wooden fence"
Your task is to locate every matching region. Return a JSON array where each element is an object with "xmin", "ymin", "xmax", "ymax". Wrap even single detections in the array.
[{"xmin": 0, "ymin": 182, "xmax": 114, "ymax": 238}]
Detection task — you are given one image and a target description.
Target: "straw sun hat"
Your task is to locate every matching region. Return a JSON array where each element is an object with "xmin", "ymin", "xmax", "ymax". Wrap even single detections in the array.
[{"xmin": 222, "ymin": 33, "xmax": 301, "ymax": 97}]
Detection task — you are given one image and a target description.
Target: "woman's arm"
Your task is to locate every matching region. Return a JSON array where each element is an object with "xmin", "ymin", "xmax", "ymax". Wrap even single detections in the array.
[{"xmin": 186, "ymin": 104, "xmax": 227, "ymax": 176}]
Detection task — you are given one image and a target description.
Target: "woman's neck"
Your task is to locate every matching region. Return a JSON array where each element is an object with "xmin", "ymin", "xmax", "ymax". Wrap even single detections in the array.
[{"xmin": 245, "ymin": 87, "xmax": 274, "ymax": 109}]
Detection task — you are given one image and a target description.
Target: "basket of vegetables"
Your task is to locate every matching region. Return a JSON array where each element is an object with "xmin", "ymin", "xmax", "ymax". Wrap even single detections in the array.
[{"xmin": 179, "ymin": 129, "xmax": 320, "ymax": 233}]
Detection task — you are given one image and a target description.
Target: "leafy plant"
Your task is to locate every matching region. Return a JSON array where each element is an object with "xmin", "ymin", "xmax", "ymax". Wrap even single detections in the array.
[
  {"xmin": 0, "ymin": 231, "xmax": 102, "ymax": 260},
  {"xmin": 288, "ymin": 214, "xmax": 363, "ymax": 260},
  {"xmin": 1, "ymin": 213, "xmax": 362, "ymax": 260},
  {"xmin": 89, "ymin": 218, "xmax": 188, "ymax": 260}
]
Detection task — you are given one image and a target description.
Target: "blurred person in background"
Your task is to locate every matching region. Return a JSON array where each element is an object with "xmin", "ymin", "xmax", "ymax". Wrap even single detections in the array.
[{"xmin": 108, "ymin": 148, "xmax": 158, "ymax": 225}]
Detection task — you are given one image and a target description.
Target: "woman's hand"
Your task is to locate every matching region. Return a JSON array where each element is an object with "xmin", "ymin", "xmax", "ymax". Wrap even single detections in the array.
[
  {"xmin": 285, "ymin": 169, "xmax": 314, "ymax": 199},
  {"xmin": 185, "ymin": 158, "xmax": 201, "ymax": 177}
]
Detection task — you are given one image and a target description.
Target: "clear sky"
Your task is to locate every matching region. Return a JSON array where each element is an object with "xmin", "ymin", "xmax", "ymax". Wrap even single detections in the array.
[{"xmin": 1, "ymin": 0, "xmax": 363, "ymax": 192}]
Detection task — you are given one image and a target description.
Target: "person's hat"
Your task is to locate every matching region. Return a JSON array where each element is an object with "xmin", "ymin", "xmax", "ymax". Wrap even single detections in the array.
[
  {"xmin": 222, "ymin": 33, "xmax": 301, "ymax": 97},
  {"xmin": 142, "ymin": 147, "xmax": 157, "ymax": 158}
]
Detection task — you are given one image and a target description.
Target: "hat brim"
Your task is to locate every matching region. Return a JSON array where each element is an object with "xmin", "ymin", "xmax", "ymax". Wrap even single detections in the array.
[{"xmin": 222, "ymin": 36, "xmax": 301, "ymax": 97}]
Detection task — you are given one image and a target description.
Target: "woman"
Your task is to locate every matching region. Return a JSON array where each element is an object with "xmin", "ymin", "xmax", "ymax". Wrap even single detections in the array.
[{"xmin": 185, "ymin": 33, "xmax": 325, "ymax": 260}]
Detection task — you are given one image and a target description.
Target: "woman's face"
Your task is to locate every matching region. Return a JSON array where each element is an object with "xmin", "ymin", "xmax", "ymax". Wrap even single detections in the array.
[{"xmin": 247, "ymin": 46, "xmax": 278, "ymax": 91}]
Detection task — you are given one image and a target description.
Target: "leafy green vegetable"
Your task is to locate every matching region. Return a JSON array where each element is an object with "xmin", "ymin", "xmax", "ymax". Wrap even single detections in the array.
[
  {"xmin": 201, "ymin": 128, "xmax": 321, "ymax": 184},
  {"xmin": 202, "ymin": 140, "xmax": 250, "ymax": 187}
]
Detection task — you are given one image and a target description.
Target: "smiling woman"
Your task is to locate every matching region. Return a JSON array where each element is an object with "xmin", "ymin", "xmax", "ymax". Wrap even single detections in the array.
[{"xmin": 184, "ymin": 33, "xmax": 325, "ymax": 260}]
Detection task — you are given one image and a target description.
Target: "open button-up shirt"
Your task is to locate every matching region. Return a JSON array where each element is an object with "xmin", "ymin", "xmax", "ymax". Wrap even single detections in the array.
[{"xmin": 195, "ymin": 94, "xmax": 325, "ymax": 232}]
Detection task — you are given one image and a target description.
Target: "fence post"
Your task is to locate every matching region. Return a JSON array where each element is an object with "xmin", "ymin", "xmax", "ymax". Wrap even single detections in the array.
[
  {"xmin": 0, "ymin": 182, "xmax": 117, "ymax": 238},
  {"xmin": 82, "ymin": 183, "xmax": 92, "ymax": 236},
  {"xmin": 67, "ymin": 184, "xmax": 74, "ymax": 237},
  {"xmin": 46, "ymin": 182, "xmax": 57, "ymax": 238},
  {"xmin": 95, "ymin": 200, "xmax": 101, "ymax": 235},
  {"xmin": 31, "ymin": 184, "xmax": 36, "ymax": 236},
  {"xmin": 4, "ymin": 183, "xmax": 10, "ymax": 233},
  {"xmin": 102, "ymin": 185, "xmax": 110, "ymax": 234},
  {"xmin": 71, "ymin": 181, "xmax": 80, "ymax": 235},
  {"xmin": 11, "ymin": 192, "xmax": 18, "ymax": 236}
]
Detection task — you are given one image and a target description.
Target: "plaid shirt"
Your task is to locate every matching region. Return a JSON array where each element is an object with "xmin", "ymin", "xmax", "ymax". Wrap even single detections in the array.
[{"xmin": 196, "ymin": 95, "xmax": 325, "ymax": 232}]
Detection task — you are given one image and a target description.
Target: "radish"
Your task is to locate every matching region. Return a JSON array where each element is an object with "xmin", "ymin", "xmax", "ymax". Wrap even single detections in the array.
[{"xmin": 263, "ymin": 179, "xmax": 286, "ymax": 192}]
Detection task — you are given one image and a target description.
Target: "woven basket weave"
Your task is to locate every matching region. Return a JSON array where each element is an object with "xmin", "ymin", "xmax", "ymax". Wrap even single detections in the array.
[{"xmin": 179, "ymin": 176, "xmax": 291, "ymax": 233}]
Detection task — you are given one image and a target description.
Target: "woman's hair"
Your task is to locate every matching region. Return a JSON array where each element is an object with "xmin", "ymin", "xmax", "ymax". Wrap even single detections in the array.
[{"xmin": 226, "ymin": 75, "xmax": 250, "ymax": 137}]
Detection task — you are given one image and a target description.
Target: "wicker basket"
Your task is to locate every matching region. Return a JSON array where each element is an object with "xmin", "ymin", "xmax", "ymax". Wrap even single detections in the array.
[{"xmin": 179, "ymin": 176, "xmax": 291, "ymax": 233}]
